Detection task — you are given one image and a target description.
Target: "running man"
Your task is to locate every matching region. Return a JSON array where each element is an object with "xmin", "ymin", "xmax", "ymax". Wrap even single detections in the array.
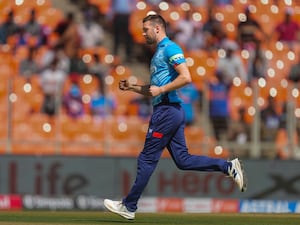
[{"xmin": 104, "ymin": 14, "xmax": 247, "ymax": 220}]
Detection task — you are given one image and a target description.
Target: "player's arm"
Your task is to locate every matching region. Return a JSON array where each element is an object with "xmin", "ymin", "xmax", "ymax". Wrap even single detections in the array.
[
  {"xmin": 150, "ymin": 62, "xmax": 192, "ymax": 96},
  {"xmin": 119, "ymin": 79, "xmax": 152, "ymax": 96}
]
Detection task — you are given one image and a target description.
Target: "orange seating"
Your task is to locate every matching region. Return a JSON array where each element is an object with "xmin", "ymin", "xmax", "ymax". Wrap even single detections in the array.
[
  {"xmin": 228, "ymin": 83, "xmax": 253, "ymax": 121},
  {"xmin": 185, "ymin": 125, "xmax": 206, "ymax": 155},
  {"xmin": 11, "ymin": 0, "xmax": 52, "ymax": 11},
  {"xmin": 37, "ymin": 7, "xmax": 63, "ymax": 29},
  {"xmin": 129, "ymin": 4, "xmax": 153, "ymax": 44},
  {"xmin": 208, "ymin": 145, "xmax": 230, "ymax": 159},
  {"xmin": 77, "ymin": 74, "xmax": 100, "ymax": 95},
  {"xmin": 60, "ymin": 116, "xmax": 84, "ymax": 141},
  {"xmin": 104, "ymin": 116, "xmax": 143, "ymax": 156},
  {"xmin": 0, "ymin": 62, "xmax": 15, "ymax": 80},
  {"xmin": 79, "ymin": 46, "xmax": 110, "ymax": 62},
  {"xmin": 10, "ymin": 120, "xmax": 57, "ymax": 155},
  {"xmin": 0, "ymin": 78, "xmax": 8, "ymax": 98},
  {"xmin": 0, "ymin": 120, "xmax": 8, "ymax": 139},
  {"xmin": 0, "ymin": 142, "xmax": 6, "ymax": 154},
  {"xmin": 15, "ymin": 45, "xmax": 29, "ymax": 61},
  {"xmin": 89, "ymin": 0, "xmax": 111, "ymax": 14},
  {"xmin": 275, "ymin": 128, "xmax": 298, "ymax": 159},
  {"xmin": 186, "ymin": 50, "xmax": 217, "ymax": 90},
  {"xmin": 27, "ymin": 113, "xmax": 56, "ymax": 139},
  {"xmin": 11, "ymin": 139, "xmax": 56, "ymax": 155},
  {"xmin": 1, "ymin": 0, "xmax": 300, "ymax": 158},
  {"xmin": 60, "ymin": 140, "xmax": 104, "ymax": 156}
]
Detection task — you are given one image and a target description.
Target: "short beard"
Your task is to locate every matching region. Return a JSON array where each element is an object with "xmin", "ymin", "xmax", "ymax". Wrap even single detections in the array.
[{"xmin": 146, "ymin": 37, "xmax": 155, "ymax": 45}]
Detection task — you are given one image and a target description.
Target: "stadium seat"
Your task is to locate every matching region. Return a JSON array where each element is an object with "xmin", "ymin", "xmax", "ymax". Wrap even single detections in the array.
[
  {"xmin": 89, "ymin": 0, "xmax": 111, "ymax": 15},
  {"xmin": 104, "ymin": 116, "xmax": 143, "ymax": 156},
  {"xmin": 60, "ymin": 139, "xmax": 105, "ymax": 156},
  {"xmin": 2, "ymin": 0, "xmax": 300, "ymax": 158},
  {"xmin": 0, "ymin": 120, "xmax": 8, "ymax": 140},
  {"xmin": 11, "ymin": 140, "xmax": 56, "ymax": 155},
  {"xmin": 10, "ymin": 120, "xmax": 56, "ymax": 155},
  {"xmin": 275, "ymin": 128, "xmax": 298, "ymax": 159},
  {"xmin": 37, "ymin": 7, "xmax": 63, "ymax": 29},
  {"xmin": 185, "ymin": 125, "xmax": 206, "ymax": 155}
]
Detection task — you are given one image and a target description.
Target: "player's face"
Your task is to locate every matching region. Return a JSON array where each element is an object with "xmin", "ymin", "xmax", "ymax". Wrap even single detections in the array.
[{"xmin": 142, "ymin": 21, "xmax": 157, "ymax": 45}]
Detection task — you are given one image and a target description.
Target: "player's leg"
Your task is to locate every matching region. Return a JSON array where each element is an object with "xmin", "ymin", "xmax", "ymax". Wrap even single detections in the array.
[
  {"xmin": 167, "ymin": 114, "xmax": 229, "ymax": 172},
  {"xmin": 122, "ymin": 104, "xmax": 179, "ymax": 212},
  {"xmin": 166, "ymin": 106, "xmax": 247, "ymax": 191},
  {"xmin": 104, "ymin": 128, "xmax": 165, "ymax": 219}
]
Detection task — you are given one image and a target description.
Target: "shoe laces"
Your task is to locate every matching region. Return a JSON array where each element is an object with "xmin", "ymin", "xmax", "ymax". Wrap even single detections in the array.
[
  {"xmin": 228, "ymin": 163, "xmax": 238, "ymax": 179},
  {"xmin": 117, "ymin": 202, "xmax": 128, "ymax": 212}
]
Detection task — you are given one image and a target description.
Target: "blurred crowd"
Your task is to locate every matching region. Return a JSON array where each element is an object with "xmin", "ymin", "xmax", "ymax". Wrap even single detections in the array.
[{"xmin": 2, "ymin": 0, "xmax": 300, "ymax": 159}]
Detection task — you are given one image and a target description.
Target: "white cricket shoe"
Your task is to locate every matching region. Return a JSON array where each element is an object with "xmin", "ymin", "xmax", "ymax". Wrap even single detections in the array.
[
  {"xmin": 228, "ymin": 158, "xmax": 247, "ymax": 192},
  {"xmin": 104, "ymin": 199, "xmax": 135, "ymax": 220}
]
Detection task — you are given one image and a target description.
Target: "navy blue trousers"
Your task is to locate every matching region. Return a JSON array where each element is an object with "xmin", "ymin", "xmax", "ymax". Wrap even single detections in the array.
[{"xmin": 123, "ymin": 103, "xmax": 229, "ymax": 212}]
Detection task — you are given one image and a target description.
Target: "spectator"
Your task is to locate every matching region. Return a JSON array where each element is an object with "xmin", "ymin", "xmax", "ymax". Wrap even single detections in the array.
[
  {"xmin": 185, "ymin": 26, "xmax": 205, "ymax": 52},
  {"xmin": 0, "ymin": 10, "xmax": 19, "ymax": 44},
  {"xmin": 69, "ymin": 48, "xmax": 89, "ymax": 75},
  {"xmin": 236, "ymin": 6, "xmax": 266, "ymax": 50},
  {"xmin": 88, "ymin": 53, "xmax": 109, "ymax": 94},
  {"xmin": 23, "ymin": 9, "xmax": 44, "ymax": 47},
  {"xmin": 54, "ymin": 12, "xmax": 80, "ymax": 58},
  {"xmin": 216, "ymin": 40, "xmax": 247, "ymax": 85},
  {"xmin": 279, "ymin": 102, "xmax": 288, "ymax": 130},
  {"xmin": 78, "ymin": 9, "xmax": 105, "ymax": 48},
  {"xmin": 39, "ymin": 44, "xmax": 70, "ymax": 74},
  {"xmin": 15, "ymin": 27, "xmax": 28, "ymax": 47},
  {"xmin": 173, "ymin": 9, "xmax": 201, "ymax": 50},
  {"xmin": 208, "ymin": 71, "xmax": 230, "ymax": 141},
  {"xmin": 275, "ymin": 102, "xmax": 291, "ymax": 159},
  {"xmin": 90, "ymin": 87, "xmax": 116, "ymax": 118},
  {"xmin": 189, "ymin": 0, "xmax": 207, "ymax": 7},
  {"xmin": 178, "ymin": 83, "xmax": 201, "ymax": 126},
  {"xmin": 287, "ymin": 52, "xmax": 300, "ymax": 83},
  {"xmin": 213, "ymin": 0, "xmax": 232, "ymax": 6},
  {"xmin": 39, "ymin": 57, "xmax": 67, "ymax": 117},
  {"xmin": 108, "ymin": 0, "xmax": 136, "ymax": 61},
  {"xmin": 247, "ymin": 39, "xmax": 268, "ymax": 83},
  {"xmin": 62, "ymin": 83, "xmax": 85, "ymax": 119},
  {"xmin": 260, "ymin": 95, "xmax": 281, "ymax": 142},
  {"xmin": 274, "ymin": 8, "xmax": 300, "ymax": 50},
  {"xmin": 202, "ymin": 7, "xmax": 226, "ymax": 50},
  {"xmin": 19, "ymin": 47, "xmax": 38, "ymax": 80},
  {"xmin": 227, "ymin": 107, "xmax": 250, "ymax": 156},
  {"xmin": 129, "ymin": 96, "xmax": 152, "ymax": 120}
]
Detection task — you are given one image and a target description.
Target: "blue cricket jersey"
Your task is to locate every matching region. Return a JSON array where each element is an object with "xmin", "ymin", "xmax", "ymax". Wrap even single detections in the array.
[{"xmin": 150, "ymin": 37, "xmax": 186, "ymax": 106}]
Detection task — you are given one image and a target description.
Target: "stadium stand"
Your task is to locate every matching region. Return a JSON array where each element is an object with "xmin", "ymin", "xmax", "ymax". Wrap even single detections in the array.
[{"xmin": 1, "ymin": 0, "xmax": 300, "ymax": 159}]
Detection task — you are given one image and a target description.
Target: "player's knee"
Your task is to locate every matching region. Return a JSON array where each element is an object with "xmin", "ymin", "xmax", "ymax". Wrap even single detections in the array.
[
  {"xmin": 174, "ymin": 160, "xmax": 190, "ymax": 170},
  {"xmin": 173, "ymin": 154, "xmax": 193, "ymax": 170}
]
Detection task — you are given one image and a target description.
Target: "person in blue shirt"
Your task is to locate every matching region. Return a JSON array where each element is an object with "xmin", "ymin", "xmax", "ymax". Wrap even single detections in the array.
[
  {"xmin": 209, "ymin": 70, "xmax": 230, "ymax": 140},
  {"xmin": 90, "ymin": 89, "xmax": 116, "ymax": 118},
  {"xmin": 178, "ymin": 83, "xmax": 201, "ymax": 126},
  {"xmin": 104, "ymin": 14, "xmax": 246, "ymax": 220}
]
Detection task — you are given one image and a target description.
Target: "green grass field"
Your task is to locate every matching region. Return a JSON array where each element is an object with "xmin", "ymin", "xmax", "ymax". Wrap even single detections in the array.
[{"xmin": 0, "ymin": 211, "xmax": 299, "ymax": 225}]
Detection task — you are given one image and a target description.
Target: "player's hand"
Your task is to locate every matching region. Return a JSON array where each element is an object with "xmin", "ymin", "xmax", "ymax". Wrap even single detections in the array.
[
  {"xmin": 119, "ymin": 79, "xmax": 130, "ymax": 91},
  {"xmin": 150, "ymin": 85, "xmax": 164, "ymax": 96}
]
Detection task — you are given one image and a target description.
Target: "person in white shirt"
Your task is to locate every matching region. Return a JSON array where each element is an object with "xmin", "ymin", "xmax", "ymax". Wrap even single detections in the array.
[
  {"xmin": 39, "ymin": 57, "xmax": 67, "ymax": 116},
  {"xmin": 78, "ymin": 11, "xmax": 104, "ymax": 48},
  {"xmin": 173, "ymin": 10, "xmax": 201, "ymax": 49},
  {"xmin": 216, "ymin": 40, "xmax": 247, "ymax": 85}
]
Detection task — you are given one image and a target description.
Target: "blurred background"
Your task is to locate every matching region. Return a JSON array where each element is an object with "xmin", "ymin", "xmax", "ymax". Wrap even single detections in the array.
[{"xmin": 0, "ymin": 0, "xmax": 300, "ymax": 213}]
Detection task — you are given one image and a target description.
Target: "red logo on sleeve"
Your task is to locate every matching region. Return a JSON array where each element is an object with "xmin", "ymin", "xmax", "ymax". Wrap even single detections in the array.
[{"xmin": 152, "ymin": 132, "xmax": 163, "ymax": 138}]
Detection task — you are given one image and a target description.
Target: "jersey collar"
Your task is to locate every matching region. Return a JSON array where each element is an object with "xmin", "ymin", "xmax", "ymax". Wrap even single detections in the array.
[{"xmin": 157, "ymin": 37, "xmax": 169, "ymax": 48}]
